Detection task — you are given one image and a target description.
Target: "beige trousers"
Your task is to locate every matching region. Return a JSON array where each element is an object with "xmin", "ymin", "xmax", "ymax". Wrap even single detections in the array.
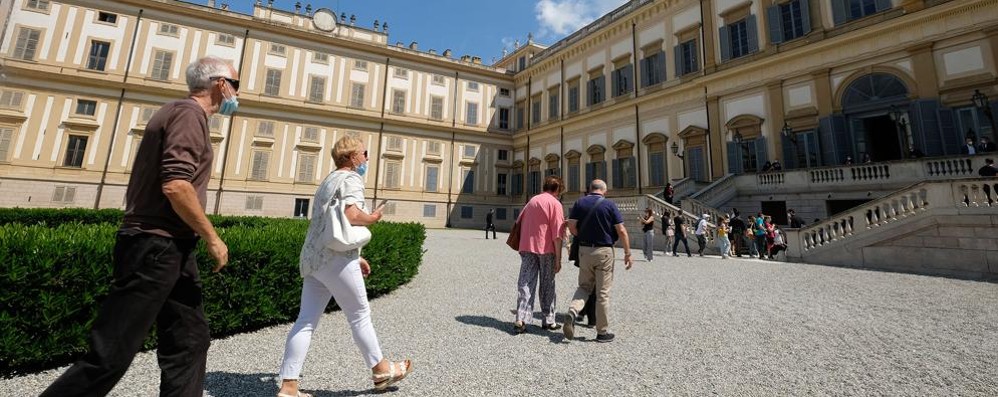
[{"xmin": 568, "ymin": 246, "xmax": 614, "ymax": 334}]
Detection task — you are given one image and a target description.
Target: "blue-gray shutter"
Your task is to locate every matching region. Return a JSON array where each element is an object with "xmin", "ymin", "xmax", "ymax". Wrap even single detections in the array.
[
  {"xmin": 727, "ymin": 141, "xmax": 743, "ymax": 174},
  {"xmin": 673, "ymin": 45, "xmax": 683, "ymax": 77},
  {"xmin": 623, "ymin": 64, "xmax": 634, "ymax": 93},
  {"xmin": 800, "ymin": 0, "xmax": 812, "ymax": 34},
  {"xmin": 611, "ymin": 70, "xmax": 619, "ymax": 97},
  {"xmin": 767, "ymin": 5, "xmax": 783, "ymax": 44},
  {"xmin": 875, "ymin": 0, "xmax": 892, "ymax": 12},
  {"xmin": 819, "ymin": 115, "xmax": 848, "ymax": 165},
  {"xmin": 656, "ymin": 52, "xmax": 666, "ymax": 83},
  {"xmin": 627, "ymin": 157, "xmax": 637, "ymax": 187},
  {"xmin": 612, "ymin": 159, "xmax": 621, "ymax": 188},
  {"xmin": 585, "ymin": 163, "xmax": 594, "ymax": 184},
  {"xmin": 599, "ymin": 161, "xmax": 607, "ymax": 180},
  {"xmin": 640, "ymin": 57, "xmax": 650, "ymax": 87},
  {"xmin": 755, "ymin": 137, "xmax": 768, "ymax": 170},
  {"xmin": 937, "ymin": 108, "xmax": 960, "ymax": 155},
  {"xmin": 746, "ymin": 15, "xmax": 759, "ymax": 54},
  {"xmin": 831, "ymin": 0, "xmax": 848, "ymax": 26},
  {"xmin": 781, "ymin": 133, "xmax": 797, "ymax": 169},
  {"xmin": 719, "ymin": 25, "xmax": 731, "ymax": 62},
  {"xmin": 909, "ymin": 99, "xmax": 942, "ymax": 157},
  {"xmin": 690, "ymin": 42, "xmax": 699, "ymax": 72}
]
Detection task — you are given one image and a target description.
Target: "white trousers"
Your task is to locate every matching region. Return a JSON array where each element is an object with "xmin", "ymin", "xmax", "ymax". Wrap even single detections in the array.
[{"xmin": 279, "ymin": 255, "xmax": 383, "ymax": 379}]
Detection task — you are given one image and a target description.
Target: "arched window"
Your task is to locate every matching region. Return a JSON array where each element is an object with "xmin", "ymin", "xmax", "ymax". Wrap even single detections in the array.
[{"xmin": 841, "ymin": 73, "xmax": 908, "ymax": 110}]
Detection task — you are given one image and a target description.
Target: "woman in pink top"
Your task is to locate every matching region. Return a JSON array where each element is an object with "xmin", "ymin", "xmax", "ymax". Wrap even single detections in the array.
[{"xmin": 513, "ymin": 176, "xmax": 566, "ymax": 334}]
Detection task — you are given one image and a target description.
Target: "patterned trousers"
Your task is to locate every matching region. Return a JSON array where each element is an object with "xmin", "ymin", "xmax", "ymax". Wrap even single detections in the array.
[{"xmin": 515, "ymin": 252, "xmax": 557, "ymax": 325}]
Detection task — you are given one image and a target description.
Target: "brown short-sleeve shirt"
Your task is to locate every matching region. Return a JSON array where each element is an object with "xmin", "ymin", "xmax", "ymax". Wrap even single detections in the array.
[{"xmin": 120, "ymin": 98, "xmax": 214, "ymax": 238}]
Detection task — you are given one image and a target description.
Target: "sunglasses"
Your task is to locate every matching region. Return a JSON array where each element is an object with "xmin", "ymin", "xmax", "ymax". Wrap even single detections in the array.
[{"xmin": 213, "ymin": 76, "xmax": 240, "ymax": 92}]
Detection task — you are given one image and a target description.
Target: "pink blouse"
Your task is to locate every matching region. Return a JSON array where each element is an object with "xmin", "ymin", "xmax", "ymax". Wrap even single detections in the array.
[{"xmin": 517, "ymin": 192, "xmax": 565, "ymax": 255}]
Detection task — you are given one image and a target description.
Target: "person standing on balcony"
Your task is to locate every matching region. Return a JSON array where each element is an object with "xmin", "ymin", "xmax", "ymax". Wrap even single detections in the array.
[
  {"xmin": 485, "ymin": 209, "xmax": 497, "ymax": 239},
  {"xmin": 672, "ymin": 212, "xmax": 691, "ymax": 257},
  {"xmin": 962, "ymin": 138, "xmax": 978, "ymax": 155},
  {"xmin": 861, "ymin": 153, "xmax": 872, "ymax": 164},
  {"xmin": 979, "ymin": 137, "xmax": 997, "ymax": 153},
  {"xmin": 41, "ymin": 56, "xmax": 235, "ymax": 397},
  {"xmin": 979, "ymin": 158, "xmax": 998, "ymax": 177},
  {"xmin": 664, "ymin": 182, "xmax": 675, "ymax": 204}
]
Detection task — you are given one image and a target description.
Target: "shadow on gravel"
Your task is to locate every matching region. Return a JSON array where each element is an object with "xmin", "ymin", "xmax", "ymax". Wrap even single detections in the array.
[
  {"xmin": 205, "ymin": 372, "xmax": 388, "ymax": 397},
  {"xmin": 455, "ymin": 315, "xmax": 567, "ymax": 343}
]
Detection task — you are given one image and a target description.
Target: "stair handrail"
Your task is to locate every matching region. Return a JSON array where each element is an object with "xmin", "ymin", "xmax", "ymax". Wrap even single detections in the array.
[{"xmin": 687, "ymin": 173, "xmax": 737, "ymax": 207}]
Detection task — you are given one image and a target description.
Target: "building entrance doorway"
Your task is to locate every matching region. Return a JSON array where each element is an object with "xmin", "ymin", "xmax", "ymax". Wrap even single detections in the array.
[{"xmin": 860, "ymin": 115, "xmax": 902, "ymax": 161}]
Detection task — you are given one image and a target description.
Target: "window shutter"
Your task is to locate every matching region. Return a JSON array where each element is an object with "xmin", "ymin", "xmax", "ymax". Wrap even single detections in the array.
[
  {"xmin": 800, "ymin": 0, "xmax": 812, "ymax": 34},
  {"xmin": 746, "ymin": 15, "xmax": 759, "ymax": 54},
  {"xmin": 767, "ymin": 5, "xmax": 784, "ymax": 44},
  {"xmin": 585, "ymin": 163, "xmax": 594, "ymax": 184},
  {"xmin": 755, "ymin": 137, "xmax": 768, "ymax": 170},
  {"xmin": 831, "ymin": 0, "xmax": 848, "ymax": 26},
  {"xmin": 656, "ymin": 52, "xmax": 666, "ymax": 83},
  {"xmin": 626, "ymin": 158, "xmax": 637, "ymax": 187},
  {"xmin": 640, "ymin": 57, "xmax": 649, "ymax": 87},
  {"xmin": 719, "ymin": 25, "xmax": 732, "ymax": 62},
  {"xmin": 611, "ymin": 70, "xmax": 619, "ymax": 97},
  {"xmin": 908, "ymin": 99, "xmax": 941, "ymax": 157},
  {"xmin": 726, "ymin": 141, "xmax": 743, "ymax": 174},
  {"xmin": 65, "ymin": 187, "xmax": 76, "ymax": 203},
  {"xmin": 874, "ymin": 0, "xmax": 892, "ymax": 12},
  {"xmin": 599, "ymin": 161, "xmax": 607, "ymax": 180},
  {"xmin": 673, "ymin": 45, "xmax": 683, "ymax": 77},
  {"xmin": 611, "ymin": 159, "xmax": 621, "ymax": 188},
  {"xmin": 0, "ymin": 128, "xmax": 12, "ymax": 160},
  {"xmin": 781, "ymin": 133, "xmax": 797, "ymax": 169}
]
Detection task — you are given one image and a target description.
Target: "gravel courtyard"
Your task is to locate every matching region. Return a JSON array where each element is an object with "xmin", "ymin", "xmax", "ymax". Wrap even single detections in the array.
[{"xmin": 4, "ymin": 229, "xmax": 997, "ymax": 396}]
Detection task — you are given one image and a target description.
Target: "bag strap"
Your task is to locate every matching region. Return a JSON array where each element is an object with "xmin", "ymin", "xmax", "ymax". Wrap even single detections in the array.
[
  {"xmin": 578, "ymin": 196, "xmax": 606, "ymax": 232},
  {"xmin": 327, "ymin": 172, "xmax": 350, "ymax": 207}
]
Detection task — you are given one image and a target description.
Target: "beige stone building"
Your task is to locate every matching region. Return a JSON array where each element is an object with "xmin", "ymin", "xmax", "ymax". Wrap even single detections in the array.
[{"xmin": 1, "ymin": 0, "xmax": 996, "ymax": 230}]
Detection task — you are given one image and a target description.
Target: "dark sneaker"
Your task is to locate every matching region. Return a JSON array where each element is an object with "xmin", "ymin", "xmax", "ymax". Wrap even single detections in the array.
[
  {"xmin": 562, "ymin": 312, "xmax": 575, "ymax": 340},
  {"xmin": 542, "ymin": 322, "xmax": 562, "ymax": 331},
  {"xmin": 513, "ymin": 322, "xmax": 526, "ymax": 335},
  {"xmin": 596, "ymin": 333, "xmax": 615, "ymax": 343}
]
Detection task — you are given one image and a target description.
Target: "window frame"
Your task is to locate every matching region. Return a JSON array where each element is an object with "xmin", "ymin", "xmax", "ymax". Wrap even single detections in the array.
[
  {"xmin": 12, "ymin": 26, "xmax": 42, "ymax": 61},
  {"xmin": 62, "ymin": 134, "xmax": 89, "ymax": 168},
  {"xmin": 75, "ymin": 99, "xmax": 98, "ymax": 117},
  {"xmin": 264, "ymin": 68, "xmax": 282, "ymax": 96},
  {"xmin": 150, "ymin": 49, "xmax": 174, "ymax": 81},
  {"xmin": 86, "ymin": 39, "xmax": 111, "ymax": 71}
]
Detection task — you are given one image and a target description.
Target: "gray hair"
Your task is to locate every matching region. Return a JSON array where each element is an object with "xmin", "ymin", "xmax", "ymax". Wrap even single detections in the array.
[
  {"xmin": 185, "ymin": 56, "xmax": 232, "ymax": 93},
  {"xmin": 589, "ymin": 179, "xmax": 607, "ymax": 192}
]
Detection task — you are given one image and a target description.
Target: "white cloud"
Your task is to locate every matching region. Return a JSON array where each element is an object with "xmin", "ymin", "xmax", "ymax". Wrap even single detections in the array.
[{"xmin": 535, "ymin": 0, "xmax": 629, "ymax": 39}]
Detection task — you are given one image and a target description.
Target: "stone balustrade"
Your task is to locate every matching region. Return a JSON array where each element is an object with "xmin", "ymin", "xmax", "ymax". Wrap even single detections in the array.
[
  {"xmin": 740, "ymin": 155, "xmax": 983, "ymax": 194},
  {"xmin": 688, "ymin": 173, "xmax": 737, "ymax": 207}
]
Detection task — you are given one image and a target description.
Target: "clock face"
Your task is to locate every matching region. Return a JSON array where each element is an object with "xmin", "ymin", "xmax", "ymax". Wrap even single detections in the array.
[{"xmin": 312, "ymin": 8, "xmax": 337, "ymax": 32}]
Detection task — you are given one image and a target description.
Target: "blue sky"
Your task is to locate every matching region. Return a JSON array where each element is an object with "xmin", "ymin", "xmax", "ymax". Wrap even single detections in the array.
[{"xmin": 188, "ymin": 0, "xmax": 628, "ymax": 64}]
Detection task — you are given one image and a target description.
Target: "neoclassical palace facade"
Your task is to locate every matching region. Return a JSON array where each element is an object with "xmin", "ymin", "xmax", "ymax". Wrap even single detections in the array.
[{"xmin": 0, "ymin": 0, "xmax": 995, "ymax": 228}]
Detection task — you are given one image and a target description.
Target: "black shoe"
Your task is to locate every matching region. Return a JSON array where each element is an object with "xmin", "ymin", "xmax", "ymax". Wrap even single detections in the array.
[
  {"xmin": 596, "ymin": 333, "xmax": 615, "ymax": 343},
  {"xmin": 513, "ymin": 322, "xmax": 526, "ymax": 334},
  {"xmin": 542, "ymin": 323, "xmax": 562, "ymax": 331}
]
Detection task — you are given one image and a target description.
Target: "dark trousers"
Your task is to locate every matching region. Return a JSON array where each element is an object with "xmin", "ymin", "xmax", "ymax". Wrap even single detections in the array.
[
  {"xmin": 42, "ymin": 233, "xmax": 209, "ymax": 397},
  {"xmin": 672, "ymin": 234, "xmax": 691, "ymax": 256},
  {"xmin": 579, "ymin": 291, "xmax": 597, "ymax": 325},
  {"xmin": 755, "ymin": 235, "xmax": 767, "ymax": 258},
  {"xmin": 485, "ymin": 223, "xmax": 496, "ymax": 239},
  {"xmin": 696, "ymin": 234, "xmax": 707, "ymax": 255}
]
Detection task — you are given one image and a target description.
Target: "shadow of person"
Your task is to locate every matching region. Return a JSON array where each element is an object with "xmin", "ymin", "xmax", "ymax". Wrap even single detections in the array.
[
  {"xmin": 205, "ymin": 372, "xmax": 390, "ymax": 397},
  {"xmin": 455, "ymin": 314, "xmax": 567, "ymax": 343}
]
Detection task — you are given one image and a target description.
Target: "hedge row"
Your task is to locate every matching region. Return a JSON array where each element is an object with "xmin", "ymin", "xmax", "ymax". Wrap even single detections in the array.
[
  {"xmin": 0, "ymin": 209, "xmax": 425, "ymax": 375},
  {"xmin": 0, "ymin": 207, "xmax": 278, "ymax": 229}
]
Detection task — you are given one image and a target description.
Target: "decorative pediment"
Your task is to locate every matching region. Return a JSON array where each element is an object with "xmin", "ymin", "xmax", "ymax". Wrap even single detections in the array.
[
  {"xmin": 528, "ymin": 157, "xmax": 542, "ymax": 166},
  {"xmin": 641, "ymin": 132, "xmax": 668, "ymax": 144},
  {"xmin": 564, "ymin": 149, "xmax": 582, "ymax": 159},
  {"xmin": 61, "ymin": 118, "xmax": 100, "ymax": 131},
  {"xmin": 511, "ymin": 160, "xmax": 525, "ymax": 169},
  {"xmin": 725, "ymin": 114, "xmax": 764, "ymax": 130},
  {"xmin": 678, "ymin": 125, "xmax": 708, "ymax": 138},
  {"xmin": 382, "ymin": 151, "xmax": 405, "ymax": 160},
  {"xmin": 586, "ymin": 144, "xmax": 606, "ymax": 155},
  {"xmin": 251, "ymin": 139, "xmax": 275, "ymax": 148},
  {"xmin": 611, "ymin": 139, "xmax": 634, "ymax": 151},
  {"xmin": 424, "ymin": 156, "xmax": 444, "ymax": 164},
  {"xmin": 210, "ymin": 133, "xmax": 225, "ymax": 144},
  {"xmin": 544, "ymin": 153, "xmax": 560, "ymax": 163},
  {"xmin": 0, "ymin": 110, "xmax": 27, "ymax": 124},
  {"xmin": 295, "ymin": 143, "xmax": 322, "ymax": 152}
]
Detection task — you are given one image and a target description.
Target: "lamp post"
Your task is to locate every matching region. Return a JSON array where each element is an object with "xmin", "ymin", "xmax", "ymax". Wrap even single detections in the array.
[
  {"xmin": 781, "ymin": 121, "xmax": 799, "ymax": 168},
  {"xmin": 888, "ymin": 105, "xmax": 909, "ymax": 160},
  {"xmin": 671, "ymin": 141, "xmax": 685, "ymax": 179},
  {"xmin": 972, "ymin": 89, "xmax": 996, "ymax": 142}
]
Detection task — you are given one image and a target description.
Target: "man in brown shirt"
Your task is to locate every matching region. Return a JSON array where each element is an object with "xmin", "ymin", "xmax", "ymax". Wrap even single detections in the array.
[{"xmin": 43, "ymin": 56, "xmax": 236, "ymax": 397}]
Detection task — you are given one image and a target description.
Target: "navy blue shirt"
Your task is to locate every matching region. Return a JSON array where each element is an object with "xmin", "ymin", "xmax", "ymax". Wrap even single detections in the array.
[{"xmin": 569, "ymin": 194, "xmax": 624, "ymax": 246}]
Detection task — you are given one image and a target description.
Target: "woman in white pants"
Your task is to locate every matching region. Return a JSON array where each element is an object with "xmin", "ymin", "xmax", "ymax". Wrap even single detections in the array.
[{"xmin": 277, "ymin": 136, "xmax": 412, "ymax": 397}]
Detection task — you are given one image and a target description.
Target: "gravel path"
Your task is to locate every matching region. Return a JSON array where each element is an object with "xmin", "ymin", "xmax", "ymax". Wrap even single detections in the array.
[{"xmin": 4, "ymin": 229, "xmax": 997, "ymax": 396}]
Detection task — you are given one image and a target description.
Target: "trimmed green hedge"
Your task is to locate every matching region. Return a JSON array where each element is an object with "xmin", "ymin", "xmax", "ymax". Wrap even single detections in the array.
[{"xmin": 0, "ymin": 209, "xmax": 425, "ymax": 375}]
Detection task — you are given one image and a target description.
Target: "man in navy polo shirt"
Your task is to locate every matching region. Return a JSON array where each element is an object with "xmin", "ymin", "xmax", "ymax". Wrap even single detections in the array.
[{"xmin": 562, "ymin": 179, "xmax": 634, "ymax": 343}]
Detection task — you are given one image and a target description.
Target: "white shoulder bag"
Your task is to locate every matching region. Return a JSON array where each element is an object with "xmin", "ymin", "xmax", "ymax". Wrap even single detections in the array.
[{"xmin": 321, "ymin": 174, "xmax": 372, "ymax": 252}]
